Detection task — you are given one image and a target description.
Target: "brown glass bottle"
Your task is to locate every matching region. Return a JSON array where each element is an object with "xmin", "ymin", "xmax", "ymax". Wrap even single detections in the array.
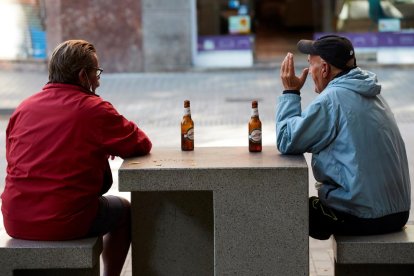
[
  {"xmin": 248, "ymin": 100, "xmax": 262, "ymax": 152},
  {"xmin": 181, "ymin": 100, "xmax": 194, "ymax": 151}
]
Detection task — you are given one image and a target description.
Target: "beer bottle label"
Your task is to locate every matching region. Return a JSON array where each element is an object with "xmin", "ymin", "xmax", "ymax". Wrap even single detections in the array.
[
  {"xmin": 184, "ymin": 127, "xmax": 194, "ymax": 141},
  {"xmin": 249, "ymin": 129, "xmax": 262, "ymax": 143},
  {"xmin": 251, "ymin": 108, "xmax": 258, "ymax": 117},
  {"xmin": 184, "ymin": 107, "xmax": 191, "ymax": 116}
]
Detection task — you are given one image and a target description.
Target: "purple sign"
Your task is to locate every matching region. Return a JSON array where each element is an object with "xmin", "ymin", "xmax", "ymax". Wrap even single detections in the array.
[
  {"xmin": 378, "ymin": 32, "xmax": 414, "ymax": 47},
  {"xmin": 314, "ymin": 32, "xmax": 414, "ymax": 48},
  {"xmin": 198, "ymin": 35, "xmax": 252, "ymax": 52},
  {"xmin": 314, "ymin": 32, "xmax": 378, "ymax": 48}
]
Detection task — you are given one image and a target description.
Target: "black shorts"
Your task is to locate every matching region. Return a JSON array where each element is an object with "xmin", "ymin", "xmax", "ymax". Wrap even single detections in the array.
[
  {"xmin": 86, "ymin": 195, "xmax": 127, "ymax": 237},
  {"xmin": 309, "ymin": 196, "xmax": 409, "ymax": 240}
]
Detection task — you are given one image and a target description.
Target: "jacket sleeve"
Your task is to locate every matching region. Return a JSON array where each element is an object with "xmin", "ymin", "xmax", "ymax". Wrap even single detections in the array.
[
  {"xmin": 97, "ymin": 101, "xmax": 152, "ymax": 158},
  {"xmin": 276, "ymin": 93, "xmax": 338, "ymax": 154}
]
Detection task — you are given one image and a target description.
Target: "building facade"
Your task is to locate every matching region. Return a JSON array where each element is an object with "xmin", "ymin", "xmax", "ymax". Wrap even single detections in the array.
[{"xmin": 1, "ymin": 0, "xmax": 414, "ymax": 72}]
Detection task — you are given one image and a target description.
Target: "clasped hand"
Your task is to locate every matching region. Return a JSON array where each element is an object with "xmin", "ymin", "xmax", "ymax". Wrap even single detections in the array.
[{"xmin": 280, "ymin": 52, "xmax": 309, "ymax": 91}]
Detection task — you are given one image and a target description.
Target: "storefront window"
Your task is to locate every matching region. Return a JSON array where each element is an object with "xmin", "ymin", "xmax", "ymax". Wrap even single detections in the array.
[
  {"xmin": 336, "ymin": 0, "xmax": 414, "ymax": 32},
  {"xmin": 0, "ymin": 0, "xmax": 46, "ymax": 60},
  {"xmin": 195, "ymin": 0, "xmax": 254, "ymax": 68},
  {"xmin": 194, "ymin": 0, "xmax": 317, "ymax": 67},
  {"xmin": 318, "ymin": 0, "xmax": 414, "ymax": 64}
]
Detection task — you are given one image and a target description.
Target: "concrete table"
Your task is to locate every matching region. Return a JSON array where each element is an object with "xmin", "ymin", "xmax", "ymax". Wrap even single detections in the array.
[{"xmin": 119, "ymin": 146, "xmax": 308, "ymax": 276}]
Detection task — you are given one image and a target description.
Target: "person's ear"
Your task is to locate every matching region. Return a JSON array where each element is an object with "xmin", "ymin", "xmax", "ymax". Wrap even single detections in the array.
[
  {"xmin": 78, "ymin": 68, "xmax": 87, "ymax": 84},
  {"xmin": 321, "ymin": 62, "xmax": 330, "ymax": 78}
]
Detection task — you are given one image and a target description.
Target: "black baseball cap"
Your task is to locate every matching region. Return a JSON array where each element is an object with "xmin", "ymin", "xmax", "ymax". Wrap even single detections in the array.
[{"xmin": 297, "ymin": 35, "xmax": 357, "ymax": 70}]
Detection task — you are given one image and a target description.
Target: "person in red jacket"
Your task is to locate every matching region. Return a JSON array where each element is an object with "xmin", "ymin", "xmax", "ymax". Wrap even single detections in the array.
[{"xmin": 1, "ymin": 40, "xmax": 152, "ymax": 276}]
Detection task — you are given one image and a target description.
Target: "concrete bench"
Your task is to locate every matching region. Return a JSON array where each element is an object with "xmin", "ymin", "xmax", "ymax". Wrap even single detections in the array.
[
  {"xmin": 333, "ymin": 225, "xmax": 414, "ymax": 276},
  {"xmin": 0, "ymin": 230, "xmax": 102, "ymax": 276}
]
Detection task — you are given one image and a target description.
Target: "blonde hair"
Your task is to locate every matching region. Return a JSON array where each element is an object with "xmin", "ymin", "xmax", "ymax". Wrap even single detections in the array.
[{"xmin": 48, "ymin": 40, "xmax": 96, "ymax": 84}]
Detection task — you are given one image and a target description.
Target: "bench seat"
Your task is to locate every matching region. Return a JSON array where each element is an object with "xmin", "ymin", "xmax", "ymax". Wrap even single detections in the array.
[
  {"xmin": 0, "ymin": 230, "xmax": 102, "ymax": 276},
  {"xmin": 333, "ymin": 224, "xmax": 414, "ymax": 276}
]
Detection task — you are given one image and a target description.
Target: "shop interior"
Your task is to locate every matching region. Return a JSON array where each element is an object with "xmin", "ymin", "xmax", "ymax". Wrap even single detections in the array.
[
  {"xmin": 250, "ymin": 0, "xmax": 317, "ymax": 62},
  {"xmin": 196, "ymin": 0, "xmax": 319, "ymax": 64},
  {"xmin": 197, "ymin": 0, "xmax": 414, "ymax": 64}
]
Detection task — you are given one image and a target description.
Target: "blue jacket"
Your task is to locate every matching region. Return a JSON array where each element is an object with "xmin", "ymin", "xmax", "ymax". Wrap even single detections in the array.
[{"xmin": 276, "ymin": 68, "xmax": 410, "ymax": 218}]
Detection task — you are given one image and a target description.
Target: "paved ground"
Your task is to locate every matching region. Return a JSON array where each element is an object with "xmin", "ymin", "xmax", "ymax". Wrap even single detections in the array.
[{"xmin": 1, "ymin": 63, "xmax": 414, "ymax": 276}]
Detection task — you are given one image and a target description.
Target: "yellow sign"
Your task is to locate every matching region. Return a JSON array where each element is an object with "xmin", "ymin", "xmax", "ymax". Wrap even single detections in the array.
[{"xmin": 229, "ymin": 15, "xmax": 251, "ymax": 34}]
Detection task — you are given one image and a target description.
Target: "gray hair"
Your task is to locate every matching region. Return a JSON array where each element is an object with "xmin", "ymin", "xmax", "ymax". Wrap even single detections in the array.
[{"xmin": 48, "ymin": 40, "xmax": 96, "ymax": 84}]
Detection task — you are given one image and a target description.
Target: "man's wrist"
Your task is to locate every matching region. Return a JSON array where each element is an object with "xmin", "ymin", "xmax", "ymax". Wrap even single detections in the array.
[{"xmin": 283, "ymin": 89, "xmax": 300, "ymax": 95}]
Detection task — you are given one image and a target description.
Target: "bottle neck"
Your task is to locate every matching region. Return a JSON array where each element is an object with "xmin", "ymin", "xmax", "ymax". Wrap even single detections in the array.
[
  {"xmin": 251, "ymin": 107, "xmax": 259, "ymax": 117},
  {"xmin": 184, "ymin": 107, "xmax": 191, "ymax": 116}
]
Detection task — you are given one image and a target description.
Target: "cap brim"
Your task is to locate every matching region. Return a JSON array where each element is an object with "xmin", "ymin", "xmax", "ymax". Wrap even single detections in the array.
[{"xmin": 297, "ymin": 40, "xmax": 318, "ymax": 55}]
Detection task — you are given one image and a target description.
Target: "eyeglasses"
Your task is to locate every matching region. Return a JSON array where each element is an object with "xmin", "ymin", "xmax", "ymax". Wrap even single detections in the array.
[{"xmin": 89, "ymin": 67, "xmax": 103, "ymax": 77}]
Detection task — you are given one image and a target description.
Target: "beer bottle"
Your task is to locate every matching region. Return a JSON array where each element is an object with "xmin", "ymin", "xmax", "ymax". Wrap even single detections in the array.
[
  {"xmin": 248, "ymin": 100, "xmax": 262, "ymax": 152},
  {"xmin": 181, "ymin": 100, "xmax": 194, "ymax": 151}
]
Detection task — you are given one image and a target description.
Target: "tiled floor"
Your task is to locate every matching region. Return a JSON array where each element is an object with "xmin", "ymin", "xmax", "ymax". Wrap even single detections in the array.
[
  {"xmin": 309, "ymin": 238, "xmax": 335, "ymax": 276},
  {"xmin": 116, "ymin": 236, "xmax": 335, "ymax": 276}
]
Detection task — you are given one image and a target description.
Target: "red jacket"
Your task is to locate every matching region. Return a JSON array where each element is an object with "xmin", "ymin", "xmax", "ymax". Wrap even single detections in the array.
[{"xmin": 1, "ymin": 83, "xmax": 152, "ymax": 240}]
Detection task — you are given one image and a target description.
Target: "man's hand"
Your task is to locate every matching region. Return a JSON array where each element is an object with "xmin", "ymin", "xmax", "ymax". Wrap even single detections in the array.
[{"xmin": 280, "ymin": 52, "xmax": 309, "ymax": 91}]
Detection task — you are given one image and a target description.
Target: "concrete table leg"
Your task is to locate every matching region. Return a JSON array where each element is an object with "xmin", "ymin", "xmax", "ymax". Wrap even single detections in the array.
[
  {"xmin": 213, "ymin": 170, "xmax": 308, "ymax": 276},
  {"xmin": 131, "ymin": 191, "xmax": 214, "ymax": 276}
]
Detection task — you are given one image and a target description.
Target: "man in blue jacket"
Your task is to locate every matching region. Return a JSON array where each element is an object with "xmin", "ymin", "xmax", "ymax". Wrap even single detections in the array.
[{"xmin": 276, "ymin": 35, "xmax": 411, "ymax": 240}]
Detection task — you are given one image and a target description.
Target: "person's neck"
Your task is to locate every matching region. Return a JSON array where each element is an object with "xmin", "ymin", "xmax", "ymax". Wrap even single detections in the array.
[{"xmin": 332, "ymin": 67, "xmax": 355, "ymax": 80}]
